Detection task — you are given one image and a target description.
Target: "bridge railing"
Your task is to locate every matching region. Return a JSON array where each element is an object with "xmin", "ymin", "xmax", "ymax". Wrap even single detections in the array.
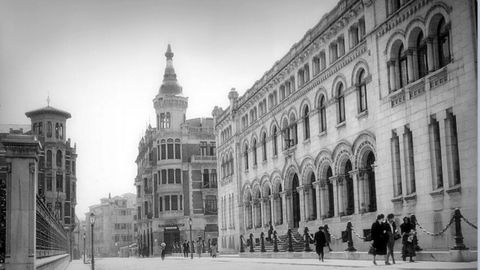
[{"xmin": 35, "ymin": 195, "xmax": 68, "ymax": 259}]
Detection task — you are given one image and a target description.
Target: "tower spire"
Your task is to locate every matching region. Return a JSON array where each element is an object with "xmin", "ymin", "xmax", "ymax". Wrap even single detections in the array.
[{"xmin": 159, "ymin": 44, "xmax": 182, "ymax": 96}]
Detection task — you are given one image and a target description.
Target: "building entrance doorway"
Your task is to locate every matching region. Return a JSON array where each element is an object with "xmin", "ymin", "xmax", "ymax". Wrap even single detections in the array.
[
  {"xmin": 163, "ymin": 227, "xmax": 180, "ymax": 254},
  {"xmin": 292, "ymin": 174, "xmax": 300, "ymax": 228}
]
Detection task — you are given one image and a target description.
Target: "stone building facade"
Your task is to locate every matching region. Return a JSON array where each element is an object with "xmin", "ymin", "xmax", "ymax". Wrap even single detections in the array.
[
  {"xmin": 86, "ymin": 193, "xmax": 136, "ymax": 257},
  {"xmin": 135, "ymin": 45, "xmax": 218, "ymax": 255},
  {"xmin": 213, "ymin": 0, "xmax": 477, "ymax": 252}
]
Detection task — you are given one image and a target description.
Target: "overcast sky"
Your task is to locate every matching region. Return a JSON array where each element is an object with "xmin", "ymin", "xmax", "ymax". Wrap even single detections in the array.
[{"xmin": 0, "ymin": 0, "xmax": 337, "ymax": 219}]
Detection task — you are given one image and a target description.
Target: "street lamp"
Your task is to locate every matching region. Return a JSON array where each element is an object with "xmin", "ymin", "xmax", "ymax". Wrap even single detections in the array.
[
  {"xmin": 89, "ymin": 213, "xmax": 95, "ymax": 270},
  {"xmin": 189, "ymin": 217, "xmax": 193, "ymax": 259},
  {"xmin": 83, "ymin": 232, "xmax": 86, "ymax": 264}
]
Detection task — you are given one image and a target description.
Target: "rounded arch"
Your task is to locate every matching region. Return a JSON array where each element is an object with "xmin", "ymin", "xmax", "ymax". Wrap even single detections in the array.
[
  {"xmin": 425, "ymin": 4, "xmax": 451, "ymax": 37},
  {"xmin": 259, "ymin": 174, "xmax": 271, "ymax": 188},
  {"xmin": 250, "ymin": 133, "xmax": 258, "ymax": 147},
  {"xmin": 261, "ymin": 179, "xmax": 273, "ymax": 197},
  {"xmin": 314, "ymin": 87, "xmax": 329, "ymax": 109},
  {"xmin": 300, "ymin": 156, "xmax": 316, "ymax": 185},
  {"xmin": 332, "ymin": 141, "xmax": 353, "ymax": 175},
  {"xmin": 406, "ymin": 25, "xmax": 426, "ymax": 49},
  {"xmin": 242, "ymin": 139, "xmax": 250, "ymax": 149},
  {"xmin": 299, "ymin": 97, "xmax": 312, "ymax": 117},
  {"xmin": 405, "ymin": 17, "xmax": 426, "ymax": 44},
  {"xmin": 388, "ymin": 38, "xmax": 406, "ymax": 60},
  {"xmin": 331, "ymin": 74, "xmax": 348, "ymax": 97},
  {"xmin": 352, "ymin": 131, "xmax": 377, "ymax": 170},
  {"xmin": 242, "ymin": 183, "xmax": 253, "ymax": 202},
  {"xmin": 259, "ymin": 126, "xmax": 268, "ymax": 138},
  {"xmin": 251, "ymin": 182, "xmax": 262, "ymax": 199},
  {"xmin": 269, "ymin": 119, "xmax": 280, "ymax": 136},
  {"xmin": 351, "ymin": 59, "xmax": 371, "ymax": 86},
  {"xmin": 287, "ymin": 106, "xmax": 298, "ymax": 122},
  {"xmin": 283, "ymin": 163, "xmax": 300, "ymax": 190},
  {"xmin": 384, "ymin": 30, "xmax": 406, "ymax": 57}
]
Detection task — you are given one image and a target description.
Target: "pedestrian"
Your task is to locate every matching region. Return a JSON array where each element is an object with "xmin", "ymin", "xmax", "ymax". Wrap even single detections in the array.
[
  {"xmin": 385, "ymin": 213, "xmax": 398, "ymax": 265},
  {"xmin": 160, "ymin": 242, "xmax": 166, "ymax": 261},
  {"xmin": 370, "ymin": 214, "xmax": 387, "ymax": 265},
  {"xmin": 211, "ymin": 239, "xmax": 217, "ymax": 258},
  {"xmin": 207, "ymin": 239, "xmax": 212, "ymax": 257},
  {"xmin": 196, "ymin": 237, "xmax": 202, "ymax": 258},
  {"xmin": 401, "ymin": 217, "xmax": 416, "ymax": 262},
  {"xmin": 314, "ymin": 226, "xmax": 327, "ymax": 262},
  {"xmin": 184, "ymin": 240, "xmax": 188, "ymax": 257},
  {"xmin": 267, "ymin": 221, "xmax": 274, "ymax": 242},
  {"xmin": 323, "ymin": 224, "xmax": 333, "ymax": 251}
]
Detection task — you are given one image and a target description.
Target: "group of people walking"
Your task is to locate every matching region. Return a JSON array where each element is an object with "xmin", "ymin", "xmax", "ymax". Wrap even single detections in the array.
[
  {"xmin": 309, "ymin": 214, "xmax": 418, "ymax": 265},
  {"xmin": 179, "ymin": 237, "xmax": 217, "ymax": 258},
  {"xmin": 370, "ymin": 214, "xmax": 417, "ymax": 265}
]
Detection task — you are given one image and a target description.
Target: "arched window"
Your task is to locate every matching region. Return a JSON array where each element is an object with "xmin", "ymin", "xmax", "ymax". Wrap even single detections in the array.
[
  {"xmin": 282, "ymin": 119, "xmax": 290, "ymax": 150},
  {"xmin": 47, "ymin": 121, "xmax": 52, "ymax": 138},
  {"xmin": 313, "ymin": 57, "xmax": 320, "ymax": 76},
  {"xmin": 47, "ymin": 150, "xmax": 52, "ymax": 168},
  {"xmin": 55, "ymin": 123, "xmax": 60, "ymax": 139},
  {"xmin": 304, "ymin": 64, "xmax": 310, "ymax": 82},
  {"xmin": 272, "ymin": 126, "xmax": 278, "ymax": 156},
  {"xmin": 289, "ymin": 114, "xmax": 298, "ymax": 146},
  {"xmin": 290, "ymin": 76, "xmax": 296, "ymax": 92},
  {"xmin": 303, "ymin": 105, "xmax": 310, "ymax": 140},
  {"xmin": 38, "ymin": 122, "xmax": 43, "ymax": 136},
  {"xmin": 357, "ymin": 69, "xmax": 368, "ymax": 113},
  {"xmin": 437, "ymin": 17, "xmax": 451, "ymax": 68},
  {"xmin": 175, "ymin": 139, "xmax": 181, "ymax": 159},
  {"xmin": 252, "ymin": 139, "xmax": 257, "ymax": 166},
  {"xmin": 167, "ymin": 139, "xmax": 174, "ymax": 159},
  {"xmin": 337, "ymin": 83, "xmax": 346, "ymax": 123},
  {"xmin": 262, "ymin": 132, "xmax": 267, "ymax": 161},
  {"xmin": 165, "ymin": 112, "xmax": 171, "ymax": 128},
  {"xmin": 221, "ymin": 156, "xmax": 225, "ymax": 178},
  {"xmin": 56, "ymin": 150, "xmax": 62, "ymax": 168},
  {"xmin": 398, "ymin": 44, "xmax": 408, "ymax": 88},
  {"xmin": 161, "ymin": 139, "xmax": 166, "ymax": 160},
  {"xmin": 244, "ymin": 144, "xmax": 249, "ymax": 171},
  {"xmin": 59, "ymin": 124, "xmax": 64, "ymax": 139},
  {"xmin": 280, "ymin": 85, "xmax": 286, "ymax": 101},
  {"xmin": 319, "ymin": 51, "xmax": 326, "ymax": 71},
  {"xmin": 417, "ymin": 32, "xmax": 428, "ymax": 78},
  {"xmin": 229, "ymin": 152, "xmax": 234, "ymax": 175},
  {"xmin": 160, "ymin": 113, "xmax": 165, "ymax": 128},
  {"xmin": 319, "ymin": 95, "xmax": 327, "ymax": 132}
]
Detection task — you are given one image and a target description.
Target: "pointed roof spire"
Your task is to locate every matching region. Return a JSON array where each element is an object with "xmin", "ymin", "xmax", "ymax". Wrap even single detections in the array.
[{"xmin": 159, "ymin": 44, "xmax": 182, "ymax": 96}]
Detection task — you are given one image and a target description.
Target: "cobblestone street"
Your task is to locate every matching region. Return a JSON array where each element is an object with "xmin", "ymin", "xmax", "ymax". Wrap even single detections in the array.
[{"xmin": 66, "ymin": 256, "xmax": 477, "ymax": 270}]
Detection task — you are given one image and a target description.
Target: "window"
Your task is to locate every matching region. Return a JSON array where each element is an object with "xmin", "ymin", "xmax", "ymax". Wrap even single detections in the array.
[
  {"xmin": 203, "ymin": 169, "xmax": 210, "ymax": 187},
  {"xmin": 319, "ymin": 51, "xmax": 326, "ymax": 71},
  {"xmin": 165, "ymin": 195, "xmax": 170, "ymax": 211},
  {"xmin": 337, "ymin": 83, "xmax": 346, "ymax": 123},
  {"xmin": 175, "ymin": 139, "xmax": 181, "ymax": 159},
  {"xmin": 175, "ymin": 169, "xmax": 181, "ymax": 184},
  {"xmin": 437, "ymin": 17, "xmax": 451, "ymax": 68},
  {"xmin": 303, "ymin": 106, "xmax": 310, "ymax": 140},
  {"xmin": 298, "ymin": 69, "xmax": 305, "ymax": 86},
  {"xmin": 47, "ymin": 121, "xmax": 52, "ymax": 138},
  {"xmin": 161, "ymin": 139, "xmax": 166, "ymax": 160},
  {"xmin": 282, "ymin": 119, "xmax": 290, "ymax": 150},
  {"xmin": 244, "ymin": 144, "xmax": 249, "ymax": 170},
  {"xmin": 262, "ymin": 132, "xmax": 267, "ymax": 161},
  {"xmin": 211, "ymin": 170, "xmax": 217, "ymax": 188},
  {"xmin": 209, "ymin": 142, "xmax": 216, "ymax": 156},
  {"xmin": 56, "ymin": 173, "xmax": 63, "ymax": 192},
  {"xmin": 272, "ymin": 126, "xmax": 278, "ymax": 156},
  {"xmin": 280, "ymin": 85, "xmax": 286, "ymax": 101},
  {"xmin": 55, "ymin": 123, "xmax": 60, "ymax": 139},
  {"xmin": 46, "ymin": 175, "xmax": 52, "ymax": 191},
  {"xmin": 165, "ymin": 112, "xmax": 171, "ymax": 128},
  {"xmin": 252, "ymin": 139, "xmax": 257, "ymax": 166},
  {"xmin": 398, "ymin": 44, "xmax": 409, "ymax": 88},
  {"xmin": 417, "ymin": 32, "xmax": 428, "ymax": 78},
  {"xmin": 171, "ymin": 195, "xmax": 178, "ymax": 210},
  {"xmin": 429, "ymin": 116, "xmax": 443, "ymax": 189},
  {"xmin": 319, "ymin": 95, "xmax": 327, "ymax": 132},
  {"xmin": 180, "ymin": 195, "xmax": 183, "ymax": 210},
  {"xmin": 403, "ymin": 126, "xmax": 416, "ymax": 194},
  {"xmin": 350, "ymin": 25, "xmax": 359, "ymax": 48},
  {"xmin": 168, "ymin": 169, "xmax": 174, "ymax": 184},
  {"xmin": 289, "ymin": 114, "xmax": 298, "ymax": 146},
  {"xmin": 337, "ymin": 36, "xmax": 345, "ymax": 57},
  {"xmin": 161, "ymin": 169, "xmax": 167, "ymax": 184},
  {"xmin": 56, "ymin": 150, "xmax": 62, "ymax": 168},
  {"xmin": 159, "ymin": 197, "xmax": 163, "ymax": 212},
  {"xmin": 357, "ymin": 69, "xmax": 368, "ymax": 113},
  {"xmin": 160, "ymin": 113, "xmax": 165, "ymax": 128},
  {"xmin": 47, "ymin": 150, "xmax": 52, "ymax": 168},
  {"xmin": 200, "ymin": 141, "xmax": 207, "ymax": 156},
  {"xmin": 167, "ymin": 139, "xmax": 174, "ymax": 159},
  {"xmin": 205, "ymin": 195, "xmax": 217, "ymax": 214},
  {"xmin": 38, "ymin": 122, "xmax": 43, "ymax": 136},
  {"xmin": 313, "ymin": 57, "xmax": 320, "ymax": 75},
  {"xmin": 446, "ymin": 110, "xmax": 461, "ymax": 186},
  {"xmin": 330, "ymin": 42, "xmax": 338, "ymax": 63}
]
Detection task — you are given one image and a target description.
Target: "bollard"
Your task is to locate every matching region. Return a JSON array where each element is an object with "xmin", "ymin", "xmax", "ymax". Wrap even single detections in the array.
[
  {"xmin": 260, "ymin": 232, "xmax": 266, "ymax": 252},
  {"xmin": 240, "ymin": 235, "xmax": 245, "ymax": 253},
  {"xmin": 410, "ymin": 215, "xmax": 422, "ymax": 251},
  {"xmin": 287, "ymin": 229, "xmax": 294, "ymax": 252},
  {"xmin": 346, "ymin": 222, "xmax": 357, "ymax": 252},
  {"xmin": 304, "ymin": 227, "xmax": 312, "ymax": 252},
  {"xmin": 273, "ymin": 231, "xmax": 279, "ymax": 252},
  {"xmin": 249, "ymin": 233, "xmax": 255, "ymax": 252},
  {"xmin": 452, "ymin": 209, "xmax": 468, "ymax": 250}
]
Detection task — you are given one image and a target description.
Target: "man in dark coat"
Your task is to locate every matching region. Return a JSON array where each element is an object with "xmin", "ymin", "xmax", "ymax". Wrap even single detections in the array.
[
  {"xmin": 183, "ymin": 240, "xmax": 189, "ymax": 258},
  {"xmin": 371, "ymin": 214, "xmax": 387, "ymax": 265},
  {"xmin": 385, "ymin": 213, "xmax": 397, "ymax": 265},
  {"xmin": 314, "ymin": 226, "xmax": 327, "ymax": 262}
]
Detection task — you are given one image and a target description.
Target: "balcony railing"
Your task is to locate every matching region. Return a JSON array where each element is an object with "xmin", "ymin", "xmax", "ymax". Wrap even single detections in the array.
[{"xmin": 35, "ymin": 195, "xmax": 68, "ymax": 258}]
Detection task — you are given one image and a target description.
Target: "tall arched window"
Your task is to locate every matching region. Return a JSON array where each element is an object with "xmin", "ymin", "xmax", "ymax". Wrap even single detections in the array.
[
  {"xmin": 229, "ymin": 152, "xmax": 234, "ymax": 175},
  {"xmin": 55, "ymin": 123, "xmax": 60, "ymax": 139},
  {"xmin": 282, "ymin": 119, "xmax": 290, "ymax": 150},
  {"xmin": 417, "ymin": 32, "xmax": 428, "ymax": 78},
  {"xmin": 398, "ymin": 44, "xmax": 408, "ymax": 88},
  {"xmin": 165, "ymin": 112, "xmax": 171, "ymax": 128},
  {"xmin": 161, "ymin": 139, "xmax": 166, "ymax": 160},
  {"xmin": 252, "ymin": 139, "xmax": 257, "ymax": 166},
  {"xmin": 47, "ymin": 150, "xmax": 52, "ymax": 168},
  {"xmin": 289, "ymin": 114, "xmax": 298, "ymax": 146},
  {"xmin": 303, "ymin": 106, "xmax": 310, "ymax": 140},
  {"xmin": 167, "ymin": 139, "xmax": 174, "ymax": 159},
  {"xmin": 174, "ymin": 139, "xmax": 181, "ymax": 159},
  {"xmin": 38, "ymin": 122, "xmax": 43, "ymax": 136},
  {"xmin": 47, "ymin": 121, "xmax": 52, "ymax": 138},
  {"xmin": 437, "ymin": 17, "xmax": 451, "ymax": 68},
  {"xmin": 261, "ymin": 132, "xmax": 267, "ymax": 161},
  {"xmin": 56, "ymin": 150, "xmax": 62, "ymax": 168},
  {"xmin": 319, "ymin": 95, "xmax": 327, "ymax": 132},
  {"xmin": 244, "ymin": 144, "xmax": 249, "ymax": 171},
  {"xmin": 272, "ymin": 126, "xmax": 278, "ymax": 156},
  {"xmin": 280, "ymin": 85, "xmax": 286, "ymax": 101},
  {"xmin": 357, "ymin": 69, "xmax": 368, "ymax": 113},
  {"xmin": 221, "ymin": 156, "xmax": 226, "ymax": 178},
  {"xmin": 337, "ymin": 84, "xmax": 346, "ymax": 123}
]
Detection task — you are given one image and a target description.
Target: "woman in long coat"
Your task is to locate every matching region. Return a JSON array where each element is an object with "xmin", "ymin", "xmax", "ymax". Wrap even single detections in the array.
[
  {"xmin": 370, "ymin": 214, "xmax": 387, "ymax": 265},
  {"xmin": 314, "ymin": 226, "xmax": 327, "ymax": 262},
  {"xmin": 400, "ymin": 217, "xmax": 416, "ymax": 262}
]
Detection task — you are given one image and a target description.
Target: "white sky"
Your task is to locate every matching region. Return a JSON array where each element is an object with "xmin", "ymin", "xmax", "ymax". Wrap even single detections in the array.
[{"xmin": 0, "ymin": 0, "xmax": 337, "ymax": 219}]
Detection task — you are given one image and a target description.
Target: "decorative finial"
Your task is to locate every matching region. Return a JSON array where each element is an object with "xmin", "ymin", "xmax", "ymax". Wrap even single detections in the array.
[
  {"xmin": 47, "ymin": 95, "xmax": 50, "ymax": 107},
  {"xmin": 165, "ymin": 44, "xmax": 174, "ymax": 60}
]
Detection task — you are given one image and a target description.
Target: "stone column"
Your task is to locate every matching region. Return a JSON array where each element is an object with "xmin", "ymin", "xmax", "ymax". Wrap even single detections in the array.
[
  {"xmin": 426, "ymin": 37, "xmax": 435, "ymax": 72},
  {"xmin": 269, "ymin": 195, "xmax": 275, "ymax": 226},
  {"xmin": 320, "ymin": 186, "xmax": 328, "ymax": 218},
  {"xmin": 350, "ymin": 170, "xmax": 360, "ymax": 214},
  {"xmin": 330, "ymin": 176, "xmax": 339, "ymax": 217},
  {"xmin": 297, "ymin": 185, "xmax": 305, "ymax": 223},
  {"xmin": 280, "ymin": 191, "xmax": 288, "ymax": 227},
  {"xmin": 358, "ymin": 171, "xmax": 366, "ymax": 213},
  {"xmin": 394, "ymin": 59, "xmax": 401, "ymax": 89},
  {"xmin": 337, "ymin": 176, "xmax": 346, "ymax": 216},
  {"xmin": 3, "ymin": 135, "xmax": 41, "ymax": 270},
  {"xmin": 285, "ymin": 191, "xmax": 292, "ymax": 228},
  {"xmin": 313, "ymin": 181, "xmax": 322, "ymax": 220}
]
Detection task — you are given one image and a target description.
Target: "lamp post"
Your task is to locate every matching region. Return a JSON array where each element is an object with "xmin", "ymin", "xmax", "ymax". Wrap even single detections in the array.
[
  {"xmin": 89, "ymin": 213, "xmax": 95, "ymax": 270},
  {"xmin": 189, "ymin": 217, "xmax": 193, "ymax": 259},
  {"xmin": 83, "ymin": 233, "xmax": 86, "ymax": 263}
]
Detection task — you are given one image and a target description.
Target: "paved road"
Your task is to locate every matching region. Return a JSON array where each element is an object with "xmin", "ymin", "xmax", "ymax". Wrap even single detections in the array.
[{"xmin": 67, "ymin": 256, "xmax": 477, "ymax": 270}]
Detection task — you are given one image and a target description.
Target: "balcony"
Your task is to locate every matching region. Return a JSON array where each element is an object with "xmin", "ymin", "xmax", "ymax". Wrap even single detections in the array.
[{"xmin": 191, "ymin": 155, "xmax": 216, "ymax": 163}]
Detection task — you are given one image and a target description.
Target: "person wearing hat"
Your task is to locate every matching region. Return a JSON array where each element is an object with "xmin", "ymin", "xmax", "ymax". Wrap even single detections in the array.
[{"xmin": 314, "ymin": 226, "xmax": 327, "ymax": 262}]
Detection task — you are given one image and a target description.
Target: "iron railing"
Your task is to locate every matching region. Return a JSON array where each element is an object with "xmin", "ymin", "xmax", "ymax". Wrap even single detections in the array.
[{"xmin": 36, "ymin": 195, "xmax": 68, "ymax": 258}]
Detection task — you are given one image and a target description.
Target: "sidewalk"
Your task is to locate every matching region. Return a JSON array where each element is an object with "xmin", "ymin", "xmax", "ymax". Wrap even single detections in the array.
[{"xmin": 65, "ymin": 260, "xmax": 91, "ymax": 270}]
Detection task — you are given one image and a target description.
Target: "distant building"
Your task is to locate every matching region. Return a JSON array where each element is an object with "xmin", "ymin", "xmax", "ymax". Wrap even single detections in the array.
[
  {"xmin": 86, "ymin": 193, "xmax": 136, "ymax": 257},
  {"xmin": 213, "ymin": 0, "xmax": 476, "ymax": 253},
  {"xmin": 135, "ymin": 45, "xmax": 218, "ymax": 256}
]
